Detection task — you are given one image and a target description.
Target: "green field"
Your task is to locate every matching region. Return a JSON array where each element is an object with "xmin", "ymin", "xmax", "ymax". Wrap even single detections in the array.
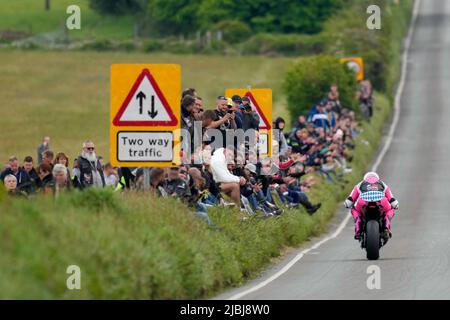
[
  {"xmin": 0, "ymin": 0, "xmax": 134, "ymax": 40},
  {"xmin": 0, "ymin": 49, "xmax": 293, "ymax": 163}
]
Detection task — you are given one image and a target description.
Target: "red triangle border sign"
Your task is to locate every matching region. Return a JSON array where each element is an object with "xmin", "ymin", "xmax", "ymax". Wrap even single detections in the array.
[
  {"xmin": 112, "ymin": 69, "xmax": 178, "ymax": 126},
  {"xmin": 245, "ymin": 91, "xmax": 271, "ymax": 130}
]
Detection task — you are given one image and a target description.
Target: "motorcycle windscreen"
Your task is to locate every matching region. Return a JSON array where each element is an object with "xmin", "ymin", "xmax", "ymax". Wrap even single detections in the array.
[{"xmin": 359, "ymin": 191, "xmax": 385, "ymax": 202}]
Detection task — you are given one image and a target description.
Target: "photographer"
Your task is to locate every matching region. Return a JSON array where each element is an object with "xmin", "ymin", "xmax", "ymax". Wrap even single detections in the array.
[
  {"xmin": 240, "ymin": 97, "xmax": 260, "ymax": 131},
  {"xmin": 207, "ymin": 96, "xmax": 237, "ymax": 147}
]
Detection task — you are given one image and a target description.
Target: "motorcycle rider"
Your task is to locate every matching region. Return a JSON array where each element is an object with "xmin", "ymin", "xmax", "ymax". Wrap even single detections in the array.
[{"xmin": 344, "ymin": 172, "xmax": 399, "ymax": 240}]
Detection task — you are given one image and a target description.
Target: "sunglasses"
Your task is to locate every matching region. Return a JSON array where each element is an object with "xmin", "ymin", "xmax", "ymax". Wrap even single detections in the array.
[{"xmin": 86, "ymin": 147, "xmax": 95, "ymax": 151}]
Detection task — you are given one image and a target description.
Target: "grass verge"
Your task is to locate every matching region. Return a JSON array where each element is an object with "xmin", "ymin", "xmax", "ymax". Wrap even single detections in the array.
[{"xmin": 0, "ymin": 92, "xmax": 390, "ymax": 299}]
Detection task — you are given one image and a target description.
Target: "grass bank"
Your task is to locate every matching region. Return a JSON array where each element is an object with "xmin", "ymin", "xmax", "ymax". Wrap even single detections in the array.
[{"xmin": 0, "ymin": 92, "xmax": 390, "ymax": 299}]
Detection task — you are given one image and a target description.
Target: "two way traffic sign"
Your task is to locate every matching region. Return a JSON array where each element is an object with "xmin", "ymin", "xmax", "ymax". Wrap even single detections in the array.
[{"xmin": 110, "ymin": 64, "xmax": 181, "ymax": 167}]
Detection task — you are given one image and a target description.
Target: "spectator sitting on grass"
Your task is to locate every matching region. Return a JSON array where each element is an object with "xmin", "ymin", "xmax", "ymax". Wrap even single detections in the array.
[
  {"xmin": 307, "ymin": 100, "xmax": 331, "ymax": 133},
  {"xmin": 149, "ymin": 167, "xmax": 166, "ymax": 196},
  {"xmin": 293, "ymin": 115, "xmax": 307, "ymax": 131},
  {"xmin": 187, "ymin": 167, "xmax": 214, "ymax": 226},
  {"xmin": 210, "ymin": 147, "xmax": 246, "ymax": 207}
]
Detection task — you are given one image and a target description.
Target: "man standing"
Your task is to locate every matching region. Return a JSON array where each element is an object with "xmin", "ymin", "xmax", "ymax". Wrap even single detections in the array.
[
  {"xmin": 240, "ymin": 102, "xmax": 260, "ymax": 131},
  {"xmin": 231, "ymin": 95, "xmax": 243, "ymax": 129},
  {"xmin": 207, "ymin": 96, "xmax": 237, "ymax": 149},
  {"xmin": 77, "ymin": 140, "xmax": 105, "ymax": 190},
  {"xmin": 37, "ymin": 136, "xmax": 50, "ymax": 165},
  {"xmin": 22, "ymin": 156, "xmax": 40, "ymax": 193}
]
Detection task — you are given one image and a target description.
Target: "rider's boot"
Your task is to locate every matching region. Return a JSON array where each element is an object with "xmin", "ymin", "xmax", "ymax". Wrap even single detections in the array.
[
  {"xmin": 354, "ymin": 218, "xmax": 363, "ymax": 240},
  {"xmin": 381, "ymin": 216, "xmax": 392, "ymax": 241}
]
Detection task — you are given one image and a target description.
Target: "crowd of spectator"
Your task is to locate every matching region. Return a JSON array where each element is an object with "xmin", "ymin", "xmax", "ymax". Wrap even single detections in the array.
[{"xmin": 1, "ymin": 82, "xmax": 373, "ymax": 226}]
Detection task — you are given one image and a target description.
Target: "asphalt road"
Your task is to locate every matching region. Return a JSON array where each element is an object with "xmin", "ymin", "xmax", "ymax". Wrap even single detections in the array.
[{"xmin": 217, "ymin": 0, "xmax": 450, "ymax": 300}]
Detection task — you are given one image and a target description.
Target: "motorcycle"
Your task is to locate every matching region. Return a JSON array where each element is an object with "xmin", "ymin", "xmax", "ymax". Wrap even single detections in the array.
[{"xmin": 358, "ymin": 192, "xmax": 389, "ymax": 260}]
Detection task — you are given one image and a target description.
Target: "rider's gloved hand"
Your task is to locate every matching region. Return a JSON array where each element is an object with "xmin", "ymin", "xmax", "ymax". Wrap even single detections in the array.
[
  {"xmin": 344, "ymin": 197, "xmax": 354, "ymax": 209},
  {"xmin": 390, "ymin": 198, "xmax": 399, "ymax": 210}
]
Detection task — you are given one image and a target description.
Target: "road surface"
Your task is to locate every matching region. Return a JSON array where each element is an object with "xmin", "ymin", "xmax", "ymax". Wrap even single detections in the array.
[{"xmin": 217, "ymin": 0, "xmax": 450, "ymax": 300}]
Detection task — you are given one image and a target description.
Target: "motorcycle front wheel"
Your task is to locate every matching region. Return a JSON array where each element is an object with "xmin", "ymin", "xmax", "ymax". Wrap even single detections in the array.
[{"xmin": 366, "ymin": 220, "xmax": 380, "ymax": 260}]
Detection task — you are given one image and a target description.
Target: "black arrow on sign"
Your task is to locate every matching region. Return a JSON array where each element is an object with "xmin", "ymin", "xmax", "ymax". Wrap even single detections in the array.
[
  {"xmin": 148, "ymin": 95, "xmax": 158, "ymax": 118},
  {"xmin": 136, "ymin": 91, "xmax": 146, "ymax": 114}
]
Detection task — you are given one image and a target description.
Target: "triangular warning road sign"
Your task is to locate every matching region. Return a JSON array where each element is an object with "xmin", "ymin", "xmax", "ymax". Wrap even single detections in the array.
[
  {"xmin": 113, "ymin": 69, "xmax": 178, "ymax": 126},
  {"xmin": 244, "ymin": 91, "xmax": 271, "ymax": 130}
]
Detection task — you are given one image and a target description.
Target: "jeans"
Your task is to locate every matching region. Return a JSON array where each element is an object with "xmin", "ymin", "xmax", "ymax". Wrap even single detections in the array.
[{"xmin": 196, "ymin": 202, "xmax": 212, "ymax": 226}]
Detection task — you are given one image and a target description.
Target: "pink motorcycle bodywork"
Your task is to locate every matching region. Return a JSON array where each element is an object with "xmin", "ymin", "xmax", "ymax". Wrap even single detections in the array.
[{"xmin": 349, "ymin": 182, "xmax": 395, "ymax": 234}]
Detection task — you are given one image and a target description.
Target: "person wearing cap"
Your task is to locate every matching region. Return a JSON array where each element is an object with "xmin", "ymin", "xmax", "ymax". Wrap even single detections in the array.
[
  {"xmin": 307, "ymin": 100, "xmax": 331, "ymax": 133},
  {"xmin": 239, "ymin": 97, "xmax": 260, "ymax": 131},
  {"xmin": 231, "ymin": 95, "xmax": 243, "ymax": 129},
  {"xmin": 206, "ymin": 96, "xmax": 237, "ymax": 148}
]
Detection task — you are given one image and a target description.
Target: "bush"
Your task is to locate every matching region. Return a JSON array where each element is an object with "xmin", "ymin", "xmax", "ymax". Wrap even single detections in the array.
[
  {"xmin": 80, "ymin": 39, "xmax": 115, "ymax": 51},
  {"xmin": 283, "ymin": 55, "xmax": 357, "ymax": 117},
  {"xmin": 142, "ymin": 39, "xmax": 164, "ymax": 52},
  {"xmin": 116, "ymin": 40, "xmax": 137, "ymax": 52},
  {"xmin": 70, "ymin": 188, "xmax": 123, "ymax": 213},
  {"xmin": 211, "ymin": 20, "xmax": 252, "ymax": 44},
  {"xmin": 240, "ymin": 33, "xmax": 325, "ymax": 56}
]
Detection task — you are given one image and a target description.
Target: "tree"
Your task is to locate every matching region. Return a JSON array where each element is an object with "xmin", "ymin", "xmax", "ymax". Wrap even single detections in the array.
[
  {"xmin": 146, "ymin": 0, "xmax": 203, "ymax": 36},
  {"xmin": 89, "ymin": 0, "xmax": 144, "ymax": 16},
  {"xmin": 198, "ymin": 0, "xmax": 346, "ymax": 34},
  {"xmin": 283, "ymin": 55, "xmax": 357, "ymax": 118}
]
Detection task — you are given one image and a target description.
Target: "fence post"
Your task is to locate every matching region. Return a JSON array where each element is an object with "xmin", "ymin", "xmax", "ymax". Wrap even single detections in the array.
[{"xmin": 143, "ymin": 167, "xmax": 150, "ymax": 190}]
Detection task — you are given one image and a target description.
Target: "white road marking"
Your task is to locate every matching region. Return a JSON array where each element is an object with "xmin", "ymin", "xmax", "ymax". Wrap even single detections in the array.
[{"xmin": 226, "ymin": 0, "xmax": 421, "ymax": 300}]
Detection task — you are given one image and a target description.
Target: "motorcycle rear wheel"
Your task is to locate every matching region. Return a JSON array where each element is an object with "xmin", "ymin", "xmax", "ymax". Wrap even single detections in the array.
[{"xmin": 366, "ymin": 220, "xmax": 380, "ymax": 260}]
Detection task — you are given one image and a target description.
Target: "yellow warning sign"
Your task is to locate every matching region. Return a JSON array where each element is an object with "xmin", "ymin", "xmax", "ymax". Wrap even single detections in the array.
[
  {"xmin": 110, "ymin": 64, "xmax": 181, "ymax": 167},
  {"xmin": 340, "ymin": 57, "xmax": 364, "ymax": 81},
  {"xmin": 225, "ymin": 89, "xmax": 273, "ymax": 156}
]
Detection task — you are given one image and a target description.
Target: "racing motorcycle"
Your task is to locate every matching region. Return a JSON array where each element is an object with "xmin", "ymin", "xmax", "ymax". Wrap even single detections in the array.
[{"xmin": 358, "ymin": 191, "xmax": 389, "ymax": 260}]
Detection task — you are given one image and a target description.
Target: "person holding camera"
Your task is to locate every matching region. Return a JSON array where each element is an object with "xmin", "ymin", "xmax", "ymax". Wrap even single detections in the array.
[
  {"xmin": 239, "ymin": 96, "xmax": 260, "ymax": 131},
  {"xmin": 206, "ymin": 96, "xmax": 237, "ymax": 148}
]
